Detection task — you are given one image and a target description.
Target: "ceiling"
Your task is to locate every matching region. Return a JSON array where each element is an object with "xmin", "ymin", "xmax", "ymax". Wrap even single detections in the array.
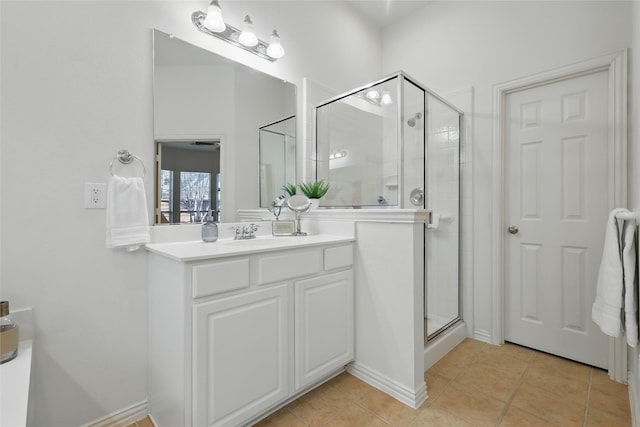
[{"xmin": 345, "ymin": 0, "xmax": 432, "ymax": 28}]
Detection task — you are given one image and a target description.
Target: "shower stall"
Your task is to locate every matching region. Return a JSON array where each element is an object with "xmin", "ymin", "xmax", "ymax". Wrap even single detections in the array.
[{"xmin": 315, "ymin": 72, "xmax": 462, "ymax": 344}]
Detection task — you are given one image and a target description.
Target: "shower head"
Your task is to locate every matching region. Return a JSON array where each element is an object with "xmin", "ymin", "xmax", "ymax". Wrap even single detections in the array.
[{"xmin": 407, "ymin": 112, "xmax": 423, "ymax": 127}]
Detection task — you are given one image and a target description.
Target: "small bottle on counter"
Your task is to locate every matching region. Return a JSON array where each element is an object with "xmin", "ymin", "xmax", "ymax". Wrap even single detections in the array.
[
  {"xmin": 0, "ymin": 301, "xmax": 19, "ymax": 364},
  {"xmin": 201, "ymin": 211, "xmax": 218, "ymax": 243}
]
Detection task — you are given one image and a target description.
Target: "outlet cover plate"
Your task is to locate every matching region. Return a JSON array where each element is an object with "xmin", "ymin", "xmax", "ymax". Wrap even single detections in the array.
[{"xmin": 85, "ymin": 182, "xmax": 107, "ymax": 209}]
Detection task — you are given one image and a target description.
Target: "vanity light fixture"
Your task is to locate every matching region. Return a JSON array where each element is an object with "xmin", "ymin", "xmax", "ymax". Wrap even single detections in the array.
[
  {"xmin": 238, "ymin": 15, "xmax": 258, "ymax": 47},
  {"xmin": 192, "ymin": 1, "xmax": 284, "ymax": 62},
  {"xmin": 365, "ymin": 90, "xmax": 380, "ymax": 101},
  {"xmin": 266, "ymin": 30, "xmax": 285, "ymax": 59},
  {"xmin": 358, "ymin": 88, "xmax": 393, "ymax": 106},
  {"xmin": 202, "ymin": 0, "xmax": 225, "ymax": 33},
  {"xmin": 380, "ymin": 90, "xmax": 393, "ymax": 105},
  {"xmin": 329, "ymin": 150, "xmax": 347, "ymax": 160}
]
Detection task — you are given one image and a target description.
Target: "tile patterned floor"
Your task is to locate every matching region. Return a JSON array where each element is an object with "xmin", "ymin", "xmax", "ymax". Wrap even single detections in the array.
[
  {"xmin": 134, "ymin": 338, "xmax": 633, "ymax": 427},
  {"xmin": 126, "ymin": 416, "xmax": 153, "ymax": 427}
]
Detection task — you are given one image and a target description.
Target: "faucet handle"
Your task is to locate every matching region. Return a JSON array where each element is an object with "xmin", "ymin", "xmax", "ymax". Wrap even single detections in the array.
[{"xmin": 247, "ymin": 224, "xmax": 259, "ymax": 237}]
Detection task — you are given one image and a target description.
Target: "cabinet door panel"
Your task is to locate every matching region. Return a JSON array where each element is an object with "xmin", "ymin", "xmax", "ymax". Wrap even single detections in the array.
[
  {"xmin": 193, "ymin": 285, "xmax": 288, "ymax": 427},
  {"xmin": 294, "ymin": 270, "xmax": 354, "ymax": 391}
]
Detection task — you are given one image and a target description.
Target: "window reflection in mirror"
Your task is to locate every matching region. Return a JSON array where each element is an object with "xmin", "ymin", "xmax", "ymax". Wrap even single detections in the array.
[
  {"xmin": 152, "ymin": 29, "xmax": 296, "ymax": 224},
  {"xmin": 156, "ymin": 140, "xmax": 221, "ymax": 224},
  {"xmin": 259, "ymin": 116, "xmax": 296, "ymax": 207}
]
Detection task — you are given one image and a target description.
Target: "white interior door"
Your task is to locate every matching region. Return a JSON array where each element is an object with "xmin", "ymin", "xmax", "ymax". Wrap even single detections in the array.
[{"xmin": 504, "ymin": 69, "xmax": 610, "ymax": 369}]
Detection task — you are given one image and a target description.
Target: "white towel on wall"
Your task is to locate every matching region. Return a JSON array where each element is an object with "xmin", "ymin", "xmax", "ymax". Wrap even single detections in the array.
[
  {"xmin": 106, "ymin": 175, "xmax": 150, "ymax": 252},
  {"xmin": 592, "ymin": 208, "xmax": 638, "ymax": 346},
  {"xmin": 622, "ymin": 219, "xmax": 638, "ymax": 347}
]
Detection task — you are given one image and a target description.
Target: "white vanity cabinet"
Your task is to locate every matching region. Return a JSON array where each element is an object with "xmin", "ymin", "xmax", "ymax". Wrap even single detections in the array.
[
  {"xmin": 147, "ymin": 238, "xmax": 354, "ymax": 427},
  {"xmin": 294, "ymin": 270, "xmax": 354, "ymax": 391},
  {"xmin": 193, "ymin": 284, "xmax": 290, "ymax": 427}
]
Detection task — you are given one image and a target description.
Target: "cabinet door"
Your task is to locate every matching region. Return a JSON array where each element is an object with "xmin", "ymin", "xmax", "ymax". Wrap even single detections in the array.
[
  {"xmin": 294, "ymin": 270, "xmax": 354, "ymax": 391},
  {"xmin": 193, "ymin": 284, "xmax": 289, "ymax": 427}
]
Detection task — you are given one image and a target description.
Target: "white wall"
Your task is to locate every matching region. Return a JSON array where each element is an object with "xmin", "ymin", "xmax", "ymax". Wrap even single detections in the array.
[
  {"xmin": 154, "ymin": 65, "xmax": 234, "ymax": 139},
  {"xmin": 629, "ymin": 0, "xmax": 640, "ymax": 417},
  {"xmin": 0, "ymin": 1, "xmax": 381, "ymax": 426},
  {"xmin": 382, "ymin": 1, "xmax": 632, "ymax": 341}
]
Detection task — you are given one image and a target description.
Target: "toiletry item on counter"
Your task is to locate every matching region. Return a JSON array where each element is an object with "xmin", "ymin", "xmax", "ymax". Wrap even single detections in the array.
[
  {"xmin": 201, "ymin": 212, "xmax": 218, "ymax": 242},
  {"xmin": 0, "ymin": 301, "xmax": 18, "ymax": 364},
  {"xmin": 272, "ymin": 220, "xmax": 295, "ymax": 236}
]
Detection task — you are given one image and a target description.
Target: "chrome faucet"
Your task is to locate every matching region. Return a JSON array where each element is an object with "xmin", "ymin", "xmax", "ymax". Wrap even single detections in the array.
[{"xmin": 233, "ymin": 224, "xmax": 259, "ymax": 240}]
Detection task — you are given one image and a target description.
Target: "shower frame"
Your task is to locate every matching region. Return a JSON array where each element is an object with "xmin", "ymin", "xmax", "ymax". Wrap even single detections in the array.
[{"xmin": 313, "ymin": 71, "xmax": 464, "ymax": 344}]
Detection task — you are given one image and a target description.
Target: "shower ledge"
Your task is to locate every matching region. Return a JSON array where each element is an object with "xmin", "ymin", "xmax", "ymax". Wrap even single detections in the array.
[{"xmin": 238, "ymin": 208, "xmax": 431, "ymax": 224}]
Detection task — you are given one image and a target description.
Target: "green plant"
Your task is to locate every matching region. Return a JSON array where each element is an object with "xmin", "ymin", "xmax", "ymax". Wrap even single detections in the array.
[
  {"xmin": 298, "ymin": 180, "xmax": 330, "ymax": 199},
  {"xmin": 281, "ymin": 183, "xmax": 297, "ymax": 197}
]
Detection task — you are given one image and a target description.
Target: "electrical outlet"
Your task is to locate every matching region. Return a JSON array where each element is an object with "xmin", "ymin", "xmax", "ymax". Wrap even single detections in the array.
[{"xmin": 84, "ymin": 183, "xmax": 107, "ymax": 209}]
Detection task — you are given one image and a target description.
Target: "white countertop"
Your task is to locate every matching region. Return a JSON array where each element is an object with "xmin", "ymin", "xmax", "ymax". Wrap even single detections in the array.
[
  {"xmin": 1, "ymin": 339, "xmax": 33, "ymax": 427},
  {"xmin": 145, "ymin": 234, "xmax": 355, "ymax": 262}
]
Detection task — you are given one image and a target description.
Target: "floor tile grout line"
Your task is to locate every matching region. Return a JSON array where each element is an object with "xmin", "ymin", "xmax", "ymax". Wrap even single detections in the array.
[
  {"xmin": 286, "ymin": 377, "xmax": 392, "ymax": 427},
  {"xmin": 490, "ymin": 347, "xmax": 538, "ymax": 426},
  {"xmin": 283, "ymin": 406, "xmax": 308, "ymax": 426},
  {"xmin": 424, "ymin": 343, "xmax": 502, "ymax": 426},
  {"xmin": 352, "ymin": 400, "xmax": 393, "ymax": 426},
  {"xmin": 583, "ymin": 367, "xmax": 593, "ymax": 427}
]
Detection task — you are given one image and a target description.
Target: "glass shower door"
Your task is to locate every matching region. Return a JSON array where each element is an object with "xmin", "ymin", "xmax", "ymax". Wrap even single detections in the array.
[{"xmin": 425, "ymin": 94, "xmax": 461, "ymax": 341}]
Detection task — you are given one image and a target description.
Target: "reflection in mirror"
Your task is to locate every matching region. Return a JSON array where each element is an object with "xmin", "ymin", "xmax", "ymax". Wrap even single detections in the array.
[
  {"xmin": 156, "ymin": 139, "xmax": 221, "ymax": 223},
  {"xmin": 259, "ymin": 116, "xmax": 296, "ymax": 207},
  {"xmin": 152, "ymin": 29, "xmax": 296, "ymax": 224},
  {"xmin": 315, "ymin": 77, "xmax": 400, "ymax": 208}
]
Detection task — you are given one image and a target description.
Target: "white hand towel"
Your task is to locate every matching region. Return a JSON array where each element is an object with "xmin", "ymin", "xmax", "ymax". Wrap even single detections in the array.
[
  {"xmin": 622, "ymin": 219, "xmax": 638, "ymax": 347},
  {"xmin": 106, "ymin": 175, "xmax": 150, "ymax": 251},
  {"xmin": 592, "ymin": 208, "xmax": 627, "ymax": 337}
]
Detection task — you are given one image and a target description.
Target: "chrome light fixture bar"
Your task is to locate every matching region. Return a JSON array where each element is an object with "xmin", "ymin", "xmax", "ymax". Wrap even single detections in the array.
[{"xmin": 191, "ymin": 9, "xmax": 283, "ymax": 62}]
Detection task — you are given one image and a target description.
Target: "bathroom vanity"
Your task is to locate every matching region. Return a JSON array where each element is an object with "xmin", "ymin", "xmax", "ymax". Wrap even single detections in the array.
[{"xmin": 146, "ymin": 234, "xmax": 354, "ymax": 427}]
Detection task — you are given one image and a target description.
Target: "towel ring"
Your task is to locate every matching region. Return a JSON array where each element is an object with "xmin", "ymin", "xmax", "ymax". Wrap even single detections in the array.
[{"xmin": 109, "ymin": 149, "xmax": 146, "ymax": 178}]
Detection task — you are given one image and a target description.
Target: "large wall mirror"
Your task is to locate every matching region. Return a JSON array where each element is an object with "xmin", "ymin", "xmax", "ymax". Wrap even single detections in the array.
[
  {"xmin": 152, "ymin": 30, "xmax": 296, "ymax": 224},
  {"xmin": 259, "ymin": 116, "xmax": 296, "ymax": 207}
]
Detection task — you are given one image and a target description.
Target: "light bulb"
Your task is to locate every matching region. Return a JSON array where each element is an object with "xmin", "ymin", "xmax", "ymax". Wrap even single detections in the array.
[
  {"xmin": 380, "ymin": 91, "xmax": 393, "ymax": 105},
  {"xmin": 365, "ymin": 90, "xmax": 380, "ymax": 101},
  {"xmin": 203, "ymin": 0, "xmax": 225, "ymax": 33},
  {"xmin": 238, "ymin": 15, "xmax": 258, "ymax": 47},
  {"xmin": 266, "ymin": 30, "xmax": 285, "ymax": 59}
]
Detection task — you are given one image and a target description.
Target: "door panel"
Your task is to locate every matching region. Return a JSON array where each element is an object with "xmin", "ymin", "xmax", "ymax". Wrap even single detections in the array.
[{"xmin": 505, "ymin": 70, "xmax": 609, "ymax": 369}]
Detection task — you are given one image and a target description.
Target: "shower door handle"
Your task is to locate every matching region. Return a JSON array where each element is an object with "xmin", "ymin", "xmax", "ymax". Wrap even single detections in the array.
[{"xmin": 508, "ymin": 225, "xmax": 519, "ymax": 234}]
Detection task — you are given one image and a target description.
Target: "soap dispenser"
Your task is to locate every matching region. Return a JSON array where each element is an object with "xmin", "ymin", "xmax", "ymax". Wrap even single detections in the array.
[
  {"xmin": 0, "ymin": 301, "xmax": 18, "ymax": 364},
  {"xmin": 201, "ymin": 211, "xmax": 218, "ymax": 242}
]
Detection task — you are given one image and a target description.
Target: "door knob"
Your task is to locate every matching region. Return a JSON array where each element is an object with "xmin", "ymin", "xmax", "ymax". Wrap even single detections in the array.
[{"xmin": 508, "ymin": 225, "xmax": 519, "ymax": 234}]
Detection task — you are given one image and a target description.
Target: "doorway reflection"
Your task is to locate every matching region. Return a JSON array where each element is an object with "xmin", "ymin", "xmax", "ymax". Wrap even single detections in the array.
[{"xmin": 156, "ymin": 140, "xmax": 221, "ymax": 223}]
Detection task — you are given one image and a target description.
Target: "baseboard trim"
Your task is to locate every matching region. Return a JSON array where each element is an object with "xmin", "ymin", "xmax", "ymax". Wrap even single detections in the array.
[
  {"xmin": 347, "ymin": 362, "xmax": 426, "ymax": 409},
  {"xmin": 473, "ymin": 328, "xmax": 492, "ymax": 344},
  {"xmin": 629, "ymin": 370, "xmax": 639, "ymax": 427},
  {"xmin": 80, "ymin": 401, "xmax": 148, "ymax": 427}
]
